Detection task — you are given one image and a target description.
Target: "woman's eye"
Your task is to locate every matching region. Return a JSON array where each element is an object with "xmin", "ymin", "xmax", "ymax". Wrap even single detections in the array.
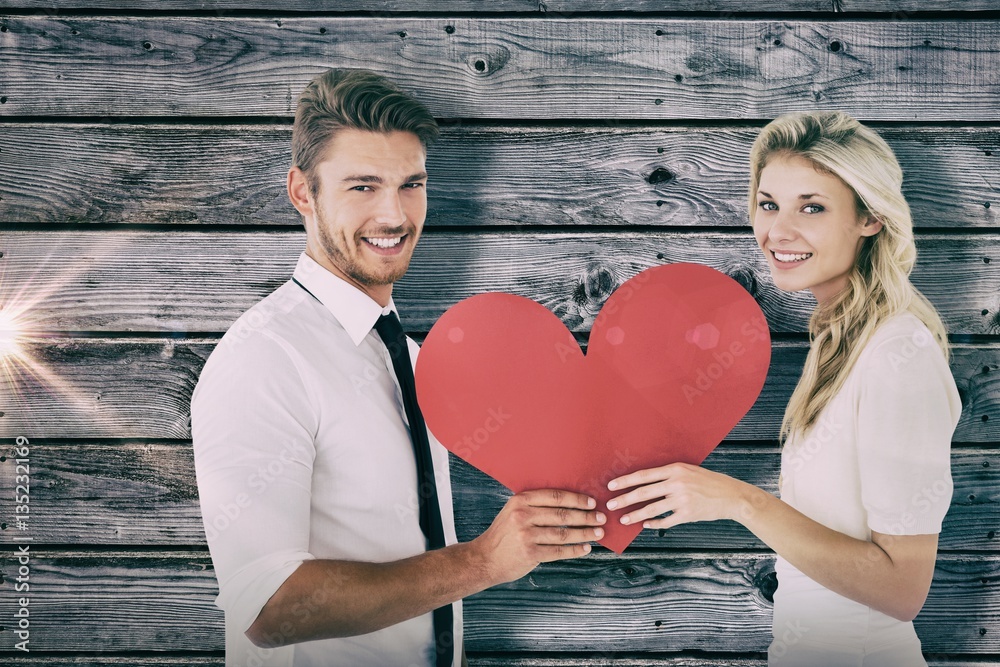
[
  {"xmin": 758, "ymin": 201, "xmax": 778, "ymax": 211},
  {"xmin": 802, "ymin": 204, "xmax": 824, "ymax": 214}
]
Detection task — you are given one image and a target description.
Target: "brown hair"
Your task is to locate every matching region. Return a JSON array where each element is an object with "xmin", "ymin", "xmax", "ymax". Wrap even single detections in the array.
[{"xmin": 291, "ymin": 69, "xmax": 439, "ymax": 194}]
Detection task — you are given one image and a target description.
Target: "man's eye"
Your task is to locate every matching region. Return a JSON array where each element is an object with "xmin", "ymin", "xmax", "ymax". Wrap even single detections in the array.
[
  {"xmin": 351, "ymin": 185, "xmax": 373, "ymax": 192},
  {"xmin": 403, "ymin": 182, "xmax": 425, "ymax": 189},
  {"xmin": 758, "ymin": 201, "xmax": 778, "ymax": 211}
]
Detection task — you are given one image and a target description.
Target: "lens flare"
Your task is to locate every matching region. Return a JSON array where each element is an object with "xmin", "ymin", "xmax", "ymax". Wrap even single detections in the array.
[{"xmin": 0, "ymin": 308, "xmax": 24, "ymax": 359}]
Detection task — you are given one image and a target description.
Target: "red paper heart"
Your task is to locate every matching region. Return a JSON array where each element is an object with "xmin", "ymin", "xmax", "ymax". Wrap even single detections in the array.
[{"xmin": 415, "ymin": 263, "xmax": 771, "ymax": 553}]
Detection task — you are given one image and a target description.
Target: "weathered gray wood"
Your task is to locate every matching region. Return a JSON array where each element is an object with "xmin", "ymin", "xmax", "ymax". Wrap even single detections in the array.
[
  {"xmin": 0, "ymin": 552, "xmax": 221, "ymax": 652},
  {"xmin": 452, "ymin": 448, "xmax": 1000, "ymax": 553},
  {"xmin": 0, "ymin": 443, "xmax": 993, "ymax": 551},
  {"xmin": 542, "ymin": 0, "xmax": 1000, "ymax": 9},
  {"xmin": 0, "ymin": 551, "xmax": 995, "ymax": 653},
  {"xmin": 5, "ymin": 655, "xmax": 992, "ymax": 667},
  {"xmin": 12, "ymin": 659, "xmax": 224, "ymax": 666},
  {"xmin": 0, "ymin": 339, "xmax": 996, "ymax": 441},
  {"xmin": 0, "ymin": 231, "xmax": 997, "ymax": 335},
  {"xmin": 0, "ymin": 0, "xmax": 995, "ymax": 11},
  {"xmin": 0, "ymin": 442, "xmax": 202, "ymax": 543},
  {"xmin": 469, "ymin": 659, "xmax": 1000, "ymax": 667},
  {"xmin": 1, "ymin": 18, "xmax": 998, "ymax": 120},
  {"xmin": 464, "ymin": 553, "xmax": 1000, "ymax": 653},
  {"xmin": 1, "ymin": 123, "xmax": 996, "ymax": 229}
]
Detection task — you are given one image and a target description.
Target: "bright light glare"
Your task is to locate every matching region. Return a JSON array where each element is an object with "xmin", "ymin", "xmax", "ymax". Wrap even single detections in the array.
[{"xmin": 0, "ymin": 308, "xmax": 23, "ymax": 359}]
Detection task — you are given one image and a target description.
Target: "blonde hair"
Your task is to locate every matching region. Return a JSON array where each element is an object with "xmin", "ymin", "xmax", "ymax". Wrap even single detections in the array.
[
  {"xmin": 292, "ymin": 69, "xmax": 439, "ymax": 196},
  {"xmin": 747, "ymin": 111, "xmax": 949, "ymax": 441}
]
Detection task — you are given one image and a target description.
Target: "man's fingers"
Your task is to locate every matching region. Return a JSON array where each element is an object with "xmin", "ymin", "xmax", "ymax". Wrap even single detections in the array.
[
  {"xmin": 527, "ymin": 507, "xmax": 606, "ymax": 528},
  {"xmin": 535, "ymin": 542, "xmax": 593, "ymax": 563},
  {"xmin": 519, "ymin": 488, "xmax": 596, "ymax": 510},
  {"xmin": 534, "ymin": 525, "xmax": 604, "ymax": 545}
]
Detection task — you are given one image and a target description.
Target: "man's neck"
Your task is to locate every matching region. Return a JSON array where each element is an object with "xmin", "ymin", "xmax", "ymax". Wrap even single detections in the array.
[{"xmin": 304, "ymin": 248, "xmax": 393, "ymax": 308}]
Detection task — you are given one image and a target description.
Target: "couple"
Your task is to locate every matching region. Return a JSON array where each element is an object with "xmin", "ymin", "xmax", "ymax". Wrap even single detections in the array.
[{"xmin": 191, "ymin": 68, "xmax": 961, "ymax": 667}]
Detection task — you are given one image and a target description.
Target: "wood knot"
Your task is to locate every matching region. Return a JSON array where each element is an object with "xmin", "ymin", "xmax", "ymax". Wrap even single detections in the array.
[
  {"xmin": 754, "ymin": 565, "xmax": 779, "ymax": 604},
  {"xmin": 728, "ymin": 266, "xmax": 759, "ymax": 298},
  {"xmin": 647, "ymin": 167, "xmax": 675, "ymax": 185},
  {"xmin": 574, "ymin": 266, "xmax": 618, "ymax": 306},
  {"xmin": 468, "ymin": 47, "xmax": 510, "ymax": 76}
]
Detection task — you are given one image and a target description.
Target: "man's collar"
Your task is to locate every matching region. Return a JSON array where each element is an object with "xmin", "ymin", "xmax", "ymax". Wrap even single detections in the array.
[{"xmin": 292, "ymin": 252, "xmax": 397, "ymax": 347}]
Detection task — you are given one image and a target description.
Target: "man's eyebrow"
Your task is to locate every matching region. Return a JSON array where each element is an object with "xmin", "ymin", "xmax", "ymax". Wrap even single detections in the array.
[
  {"xmin": 341, "ymin": 175, "xmax": 383, "ymax": 184},
  {"xmin": 339, "ymin": 172, "xmax": 428, "ymax": 184}
]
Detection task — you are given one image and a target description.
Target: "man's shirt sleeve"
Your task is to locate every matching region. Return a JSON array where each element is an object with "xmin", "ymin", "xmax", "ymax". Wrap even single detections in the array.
[{"xmin": 192, "ymin": 328, "xmax": 319, "ymax": 634}]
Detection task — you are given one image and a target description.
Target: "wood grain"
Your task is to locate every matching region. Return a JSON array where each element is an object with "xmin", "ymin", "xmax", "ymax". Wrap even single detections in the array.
[
  {"xmin": 5, "ymin": 656, "xmax": 993, "ymax": 667},
  {"xmin": 9, "ymin": 660, "xmax": 224, "ymax": 667},
  {"xmin": 467, "ymin": 659, "xmax": 1000, "ymax": 667},
  {"xmin": 0, "ymin": 552, "xmax": 221, "ymax": 652},
  {"xmin": 464, "ymin": 553, "xmax": 1000, "ymax": 653},
  {"xmin": 451, "ymin": 448, "xmax": 1000, "ymax": 553},
  {"xmin": 8, "ymin": 657, "xmax": 994, "ymax": 667},
  {"xmin": 4, "ymin": 0, "xmax": 999, "ymax": 11},
  {"xmin": 0, "ymin": 0, "xmax": 996, "ymax": 11},
  {"xmin": 0, "ymin": 443, "xmax": 994, "ymax": 551},
  {"xmin": 0, "ymin": 336, "xmax": 998, "ymax": 440},
  {"xmin": 0, "ymin": 551, "xmax": 995, "ymax": 653},
  {"xmin": 0, "ymin": 231, "xmax": 997, "ymax": 335},
  {"xmin": 0, "ymin": 123, "xmax": 996, "ymax": 228},
  {"xmin": 0, "ymin": 18, "xmax": 998, "ymax": 119}
]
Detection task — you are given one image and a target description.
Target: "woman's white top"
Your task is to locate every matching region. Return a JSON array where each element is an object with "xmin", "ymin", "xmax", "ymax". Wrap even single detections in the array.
[{"xmin": 770, "ymin": 312, "xmax": 962, "ymax": 666}]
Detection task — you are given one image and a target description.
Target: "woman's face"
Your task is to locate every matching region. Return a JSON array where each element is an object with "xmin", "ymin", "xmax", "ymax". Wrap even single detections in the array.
[{"xmin": 752, "ymin": 153, "xmax": 882, "ymax": 306}]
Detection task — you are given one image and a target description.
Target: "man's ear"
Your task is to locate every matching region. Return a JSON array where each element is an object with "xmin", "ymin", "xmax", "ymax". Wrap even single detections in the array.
[
  {"xmin": 860, "ymin": 214, "xmax": 883, "ymax": 237},
  {"xmin": 287, "ymin": 166, "xmax": 315, "ymax": 219}
]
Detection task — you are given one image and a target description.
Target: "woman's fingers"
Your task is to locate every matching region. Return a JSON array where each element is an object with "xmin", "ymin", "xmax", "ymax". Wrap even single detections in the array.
[{"xmin": 618, "ymin": 497, "xmax": 677, "ymax": 525}]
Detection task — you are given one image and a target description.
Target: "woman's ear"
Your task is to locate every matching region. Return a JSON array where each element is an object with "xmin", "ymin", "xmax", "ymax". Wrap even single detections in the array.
[{"xmin": 860, "ymin": 215, "xmax": 883, "ymax": 237}]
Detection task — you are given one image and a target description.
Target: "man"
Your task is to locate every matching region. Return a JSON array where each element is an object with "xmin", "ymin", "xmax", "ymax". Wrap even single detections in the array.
[{"xmin": 191, "ymin": 69, "xmax": 606, "ymax": 667}]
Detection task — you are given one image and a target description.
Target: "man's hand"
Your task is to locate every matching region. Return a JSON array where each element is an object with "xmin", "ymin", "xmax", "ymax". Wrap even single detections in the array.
[
  {"xmin": 471, "ymin": 489, "xmax": 607, "ymax": 586},
  {"xmin": 246, "ymin": 489, "xmax": 605, "ymax": 647}
]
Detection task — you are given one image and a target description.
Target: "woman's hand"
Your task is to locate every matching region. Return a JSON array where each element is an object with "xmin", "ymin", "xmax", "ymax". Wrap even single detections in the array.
[{"xmin": 606, "ymin": 462, "xmax": 753, "ymax": 529}]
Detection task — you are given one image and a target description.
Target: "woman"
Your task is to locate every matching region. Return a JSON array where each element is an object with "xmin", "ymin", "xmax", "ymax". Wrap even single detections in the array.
[{"xmin": 607, "ymin": 111, "xmax": 961, "ymax": 665}]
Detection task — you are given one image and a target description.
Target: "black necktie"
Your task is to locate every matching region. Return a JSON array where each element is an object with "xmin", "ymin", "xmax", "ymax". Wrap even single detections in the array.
[{"xmin": 374, "ymin": 311, "xmax": 454, "ymax": 667}]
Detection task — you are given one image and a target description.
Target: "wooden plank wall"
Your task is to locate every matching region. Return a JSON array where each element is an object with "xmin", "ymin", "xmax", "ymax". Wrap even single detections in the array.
[{"xmin": 0, "ymin": 1, "xmax": 997, "ymax": 665}]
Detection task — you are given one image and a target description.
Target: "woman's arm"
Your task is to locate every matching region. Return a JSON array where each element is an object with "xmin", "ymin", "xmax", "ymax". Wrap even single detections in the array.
[{"xmin": 607, "ymin": 463, "xmax": 937, "ymax": 622}]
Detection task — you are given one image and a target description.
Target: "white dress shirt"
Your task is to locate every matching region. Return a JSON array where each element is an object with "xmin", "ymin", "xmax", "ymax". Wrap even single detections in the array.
[
  {"xmin": 770, "ymin": 312, "xmax": 961, "ymax": 665},
  {"xmin": 192, "ymin": 252, "xmax": 463, "ymax": 667}
]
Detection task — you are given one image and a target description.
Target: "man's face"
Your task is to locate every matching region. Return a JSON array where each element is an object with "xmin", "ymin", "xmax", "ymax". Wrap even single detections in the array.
[{"xmin": 295, "ymin": 129, "xmax": 428, "ymax": 303}]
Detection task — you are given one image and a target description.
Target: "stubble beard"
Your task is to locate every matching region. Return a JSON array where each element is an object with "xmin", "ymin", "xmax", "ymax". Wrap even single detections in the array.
[{"xmin": 315, "ymin": 207, "xmax": 413, "ymax": 288}]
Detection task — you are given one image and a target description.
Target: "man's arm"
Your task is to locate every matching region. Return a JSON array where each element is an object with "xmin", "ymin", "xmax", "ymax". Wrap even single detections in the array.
[{"xmin": 246, "ymin": 489, "xmax": 606, "ymax": 647}]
